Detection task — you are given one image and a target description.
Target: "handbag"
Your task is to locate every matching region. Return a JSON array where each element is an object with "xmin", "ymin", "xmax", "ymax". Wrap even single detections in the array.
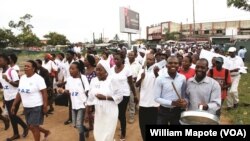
[{"xmin": 54, "ymin": 93, "xmax": 69, "ymax": 107}]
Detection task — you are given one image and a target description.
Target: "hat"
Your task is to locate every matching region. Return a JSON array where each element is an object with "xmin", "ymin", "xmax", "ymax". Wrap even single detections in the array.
[
  {"xmin": 228, "ymin": 47, "xmax": 236, "ymax": 52},
  {"xmin": 138, "ymin": 48, "xmax": 146, "ymax": 54},
  {"xmin": 215, "ymin": 57, "xmax": 223, "ymax": 63},
  {"xmin": 45, "ymin": 53, "xmax": 52, "ymax": 60}
]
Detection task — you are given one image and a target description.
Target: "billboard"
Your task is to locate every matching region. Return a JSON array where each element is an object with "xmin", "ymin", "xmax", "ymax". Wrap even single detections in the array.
[{"xmin": 120, "ymin": 7, "xmax": 140, "ymax": 34}]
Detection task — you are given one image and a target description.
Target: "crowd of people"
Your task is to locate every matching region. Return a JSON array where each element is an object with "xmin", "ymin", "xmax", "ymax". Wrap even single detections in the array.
[{"xmin": 0, "ymin": 43, "xmax": 247, "ymax": 141}]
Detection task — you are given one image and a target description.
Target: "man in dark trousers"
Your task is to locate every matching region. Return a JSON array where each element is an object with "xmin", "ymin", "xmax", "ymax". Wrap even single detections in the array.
[{"xmin": 35, "ymin": 59, "xmax": 53, "ymax": 114}]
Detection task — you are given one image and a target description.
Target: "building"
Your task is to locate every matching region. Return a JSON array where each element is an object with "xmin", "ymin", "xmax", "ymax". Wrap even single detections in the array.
[{"xmin": 147, "ymin": 20, "xmax": 250, "ymax": 43}]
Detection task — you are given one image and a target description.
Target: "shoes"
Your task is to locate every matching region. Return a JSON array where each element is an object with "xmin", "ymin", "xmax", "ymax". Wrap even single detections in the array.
[
  {"xmin": 64, "ymin": 119, "xmax": 72, "ymax": 125},
  {"xmin": 3, "ymin": 117, "xmax": 10, "ymax": 130},
  {"xmin": 6, "ymin": 134, "xmax": 20, "ymax": 141},
  {"xmin": 234, "ymin": 103, "xmax": 238, "ymax": 108},
  {"xmin": 22, "ymin": 127, "xmax": 29, "ymax": 137},
  {"xmin": 85, "ymin": 129, "xmax": 89, "ymax": 138},
  {"xmin": 128, "ymin": 118, "xmax": 134, "ymax": 124},
  {"xmin": 48, "ymin": 108, "xmax": 54, "ymax": 114},
  {"xmin": 120, "ymin": 135, "xmax": 125, "ymax": 141},
  {"xmin": 42, "ymin": 131, "xmax": 51, "ymax": 141}
]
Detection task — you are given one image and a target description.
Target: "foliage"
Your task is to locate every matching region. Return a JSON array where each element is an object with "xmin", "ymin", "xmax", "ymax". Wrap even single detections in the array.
[
  {"xmin": 9, "ymin": 14, "xmax": 41, "ymax": 47},
  {"xmin": 44, "ymin": 32, "xmax": 68, "ymax": 45},
  {"xmin": 17, "ymin": 32, "xmax": 41, "ymax": 47},
  {"xmin": 164, "ymin": 32, "xmax": 180, "ymax": 41},
  {"xmin": 0, "ymin": 28, "xmax": 18, "ymax": 47},
  {"xmin": 227, "ymin": 0, "xmax": 250, "ymax": 11},
  {"xmin": 9, "ymin": 14, "xmax": 33, "ymax": 33}
]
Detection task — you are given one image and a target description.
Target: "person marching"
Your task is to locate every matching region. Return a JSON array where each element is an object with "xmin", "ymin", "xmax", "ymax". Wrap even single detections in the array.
[
  {"xmin": 110, "ymin": 51, "xmax": 138, "ymax": 140},
  {"xmin": 136, "ymin": 53, "xmax": 159, "ymax": 141},
  {"xmin": 57, "ymin": 61, "xmax": 90, "ymax": 141},
  {"xmin": 87, "ymin": 60, "xmax": 123, "ymax": 141},
  {"xmin": 154, "ymin": 56, "xmax": 187, "ymax": 125},
  {"xmin": 226, "ymin": 47, "xmax": 244, "ymax": 109},
  {"xmin": 0, "ymin": 54, "xmax": 28, "ymax": 141},
  {"xmin": 186, "ymin": 58, "xmax": 221, "ymax": 115},
  {"xmin": 11, "ymin": 60, "xmax": 50, "ymax": 141}
]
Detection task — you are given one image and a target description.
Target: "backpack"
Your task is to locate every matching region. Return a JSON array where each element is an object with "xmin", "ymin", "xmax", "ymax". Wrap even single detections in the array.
[{"xmin": 209, "ymin": 68, "xmax": 229, "ymax": 86}]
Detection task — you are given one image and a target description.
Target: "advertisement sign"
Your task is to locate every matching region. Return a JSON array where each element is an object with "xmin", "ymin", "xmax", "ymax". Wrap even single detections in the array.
[{"xmin": 120, "ymin": 7, "xmax": 140, "ymax": 33}]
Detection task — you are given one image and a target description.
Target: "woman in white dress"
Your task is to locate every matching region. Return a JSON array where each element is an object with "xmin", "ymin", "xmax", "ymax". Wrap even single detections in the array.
[{"xmin": 87, "ymin": 60, "xmax": 123, "ymax": 141}]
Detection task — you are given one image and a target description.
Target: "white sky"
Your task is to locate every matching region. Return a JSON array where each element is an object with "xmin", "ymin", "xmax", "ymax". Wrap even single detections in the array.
[{"xmin": 1, "ymin": 0, "xmax": 250, "ymax": 43}]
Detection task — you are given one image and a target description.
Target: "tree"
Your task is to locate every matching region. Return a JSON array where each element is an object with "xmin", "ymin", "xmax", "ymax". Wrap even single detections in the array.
[
  {"xmin": 9, "ymin": 14, "xmax": 34, "ymax": 33},
  {"xmin": 44, "ymin": 32, "xmax": 68, "ymax": 45},
  {"xmin": 227, "ymin": 0, "xmax": 250, "ymax": 11},
  {"xmin": 0, "ymin": 28, "xmax": 18, "ymax": 48},
  {"xmin": 165, "ymin": 32, "xmax": 177, "ymax": 41},
  {"xmin": 9, "ymin": 14, "xmax": 40, "ymax": 47},
  {"xmin": 17, "ymin": 32, "xmax": 40, "ymax": 47}
]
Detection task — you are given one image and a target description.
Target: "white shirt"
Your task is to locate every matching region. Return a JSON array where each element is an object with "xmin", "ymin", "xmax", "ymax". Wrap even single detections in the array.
[
  {"xmin": 63, "ymin": 60, "xmax": 75, "ymax": 81},
  {"xmin": 136, "ymin": 66, "xmax": 160, "ymax": 107},
  {"xmin": 110, "ymin": 65, "xmax": 132, "ymax": 96},
  {"xmin": 127, "ymin": 61, "xmax": 142, "ymax": 79},
  {"xmin": 11, "ymin": 65, "xmax": 20, "ymax": 72},
  {"xmin": 0, "ymin": 68, "xmax": 19, "ymax": 101},
  {"xmin": 73, "ymin": 46, "xmax": 81, "ymax": 53},
  {"xmin": 228, "ymin": 56, "xmax": 244, "ymax": 76},
  {"xmin": 18, "ymin": 73, "xmax": 46, "ymax": 108},
  {"xmin": 238, "ymin": 48, "xmax": 247, "ymax": 58},
  {"xmin": 55, "ymin": 59, "xmax": 65, "ymax": 82},
  {"xmin": 65, "ymin": 75, "xmax": 90, "ymax": 110},
  {"xmin": 42, "ymin": 60, "xmax": 58, "ymax": 73}
]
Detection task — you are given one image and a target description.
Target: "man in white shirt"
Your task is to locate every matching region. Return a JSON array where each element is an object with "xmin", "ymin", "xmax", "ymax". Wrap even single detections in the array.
[
  {"xmin": 126, "ymin": 51, "xmax": 141, "ymax": 124},
  {"xmin": 42, "ymin": 53, "xmax": 58, "ymax": 113},
  {"xmin": 136, "ymin": 53, "xmax": 159, "ymax": 141},
  {"xmin": 238, "ymin": 46, "xmax": 247, "ymax": 62},
  {"xmin": 227, "ymin": 47, "xmax": 244, "ymax": 110},
  {"xmin": 73, "ymin": 44, "xmax": 81, "ymax": 54}
]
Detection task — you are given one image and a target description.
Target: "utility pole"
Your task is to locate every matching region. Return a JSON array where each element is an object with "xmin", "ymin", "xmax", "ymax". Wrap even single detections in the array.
[
  {"xmin": 93, "ymin": 32, "xmax": 95, "ymax": 45},
  {"xmin": 193, "ymin": 0, "xmax": 196, "ymax": 42}
]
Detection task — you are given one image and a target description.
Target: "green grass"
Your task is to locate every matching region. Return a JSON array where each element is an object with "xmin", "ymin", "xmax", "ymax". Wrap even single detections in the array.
[
  {"xmin": 16, "ymin": 52, "xmax": 45, "ymax": 70},
  {"xmin": 222, "ymin": 63, "xmax": 250, "ymax": 124}
]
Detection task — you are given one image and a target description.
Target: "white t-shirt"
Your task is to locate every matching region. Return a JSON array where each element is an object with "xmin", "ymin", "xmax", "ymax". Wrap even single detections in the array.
[
  {"xmin": 73, "ymin": 46, "xmax": 81, "ymax": 53},
  {"xmin": 18, "ymin": 73, "xmax": 46, "ymax": 108},
  {"xmin": 11, "ymin": 65, "xmax": 20, "ymax": 72},
  {"xmin": 0, "ymin": 68, "xmax": 19, "ymax": 101},
  {"xmin": 136, "ymin": 67, "xmax": 160, "ymax": 107},
  {"xmin": 63, "ymin": 60, "xmax": 74, "ymax": 81},
  {"xmin": 54, "ymin": 59, "xmax": 65, "ymax": 82},
  {"xmin": 65, "ymin": 75, "xmax": 90, "ymax": 110},
  {"xmin": 42, "ymin": 60, "xmax": 58, "ymax": 73},
  {"xmin": 126, "ymin": 61, "xmax": 142, "ymax": 79},
  {"xmin": 110, "ymin": 65, "xmax": 132, "ymax": 96}
]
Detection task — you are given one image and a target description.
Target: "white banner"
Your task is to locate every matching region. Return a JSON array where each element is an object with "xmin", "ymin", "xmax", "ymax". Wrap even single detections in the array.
[{"xmin": 199, "ymin": 49, "xmax": 231, "ymax": 69}]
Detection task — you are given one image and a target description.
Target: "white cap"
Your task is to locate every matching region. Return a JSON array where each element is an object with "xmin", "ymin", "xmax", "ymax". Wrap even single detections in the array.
[
  {"xmin": 228, "ymin": 47, "xmax": 236, "ymax": 52},
  {"xmin": 156, "ymin": 45, "xmax": 161, "ymax": 49},
  {"xmin": 138, "ymin": 48, "xmax": 146, "ymax": 54}
]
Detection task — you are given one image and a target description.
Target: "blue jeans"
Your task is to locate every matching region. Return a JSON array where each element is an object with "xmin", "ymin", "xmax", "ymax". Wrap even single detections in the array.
[{"xmin": 72, "ymin": 108, "xmax": 85, "ymax": 133}]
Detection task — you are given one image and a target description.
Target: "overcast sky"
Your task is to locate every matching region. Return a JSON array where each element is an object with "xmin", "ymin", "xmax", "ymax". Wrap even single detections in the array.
[{"xmin": 1, "ymin": 0, "xmax": 250, "ymax": 42}]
